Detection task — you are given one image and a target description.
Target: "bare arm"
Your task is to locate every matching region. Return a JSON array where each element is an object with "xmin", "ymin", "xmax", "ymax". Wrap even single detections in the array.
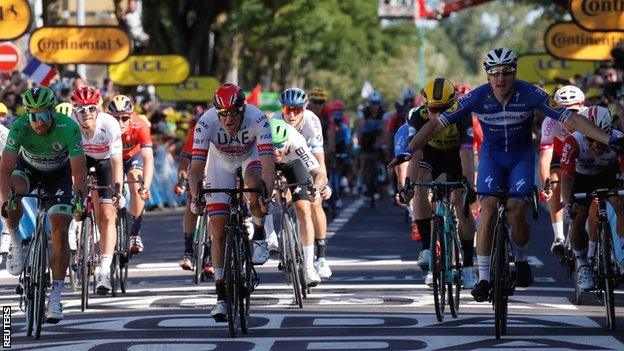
[
  {"xmin": 140, "ymin": 147, "xmax": 154, "ymax": 190},
  {"xmin": 564, "ymin": 113, "xmax": 610, "ymax": 144},
  {"xmin": 177, "ymin": 156, "xmax": 191, "ymax": 180},
  {"xmin": 394, "ymin": 162, "xmax": 408, "ymax": 188},
  {"xmin": 0, "ymin": 151, "xmax": 17, "ymax": 203},
  {"xmin": 259, "ymin": 154, "xmax": 275, "ymax": 196},
  {"xmin": 407, "ymin": 118, "xmax": 445, "ymax": 154},
  {"xmin": 310, "ymin": 167, "xmax": 328, "ymax": 188},
  {"xmin": 538, "ymin": 149, "xmax": 553, "ymax": 186},
  {"xmin": 459, "ymin": 148, "xmax": 475, "ymax": 189},
  {"xmin": 312, "ymin": 151, "xmax": 327, "ymax": 175},
  {"xmin": 561, "ymin": 172, "xmax": 574, "ymax": 207},
  {"xmin": 188, "ymin": 158, "xmax": 207, "ymax": 201},
  {"xmin": 70, "ymin": 154, "xmax": 88, "ymax": 196},
  {"xmin": 110, "ymin": 156, "xmax": 123, "ymax": 189}
]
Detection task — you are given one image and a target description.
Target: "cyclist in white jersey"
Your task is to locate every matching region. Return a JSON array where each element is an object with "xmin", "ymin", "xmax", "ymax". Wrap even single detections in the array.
[
  {"xmin": 188, "ymin": 83, "xmax": 274, "ymax": 322},
  {"xmin": 0, "ymin": 123, "xmax": 8, "ymax": 260},
  {"xmin": 70, "ymin": 86, "xmax": 124, "ymax": 295},
  {"xmin": 271, "ymin": 87, "xmax": 333, "ymax": 279}
]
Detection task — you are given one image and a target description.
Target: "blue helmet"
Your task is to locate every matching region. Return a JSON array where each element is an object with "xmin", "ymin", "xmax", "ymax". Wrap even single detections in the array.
[
  {"xmin": 366, "ymin": 91, "xmax": 382, "ymax": 104},
  {"xmin": 280, "ymin": 87, "xmax": 308, "ymax": 108}
]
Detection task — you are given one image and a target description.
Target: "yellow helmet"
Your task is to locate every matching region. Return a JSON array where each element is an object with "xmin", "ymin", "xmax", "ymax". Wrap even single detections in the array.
[
  {"xmin": 55, "ymin": 102, "xmax": 74, "ymax": 116},
  {"xmin": 106, "ymin": 95, "xmax": 134, "ymax": 115},
  {"xmin": 0, "ymin": 102, "xmax": 7, "ymax": 115},
  {"xmin": 422, "ymin": 78, "xmax": 456, "ymax": 107},
  {"xmin": 308, "ymin": 87, "xmax": 329, "ymax": 102}
]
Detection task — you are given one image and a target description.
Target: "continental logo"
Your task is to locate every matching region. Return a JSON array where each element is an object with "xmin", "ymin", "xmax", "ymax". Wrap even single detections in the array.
[
  {"xmin": 580, "ymin": 0, "xmax": 624, "ymax": 16},
  {"xmin": 545, "ymin": 22, "xmax": 624, "ymax": 61},
  {"xmin": 571, "ymin": 0, "xmax": 624, "ymax": 30},
  {"xmin": 29, "ymin": 26, "xmax": 130, "ymax": 64}
]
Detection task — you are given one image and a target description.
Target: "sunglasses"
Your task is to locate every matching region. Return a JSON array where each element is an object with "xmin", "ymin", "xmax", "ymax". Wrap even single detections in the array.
[
  {"xmin": 28, "ymin": 109, "xmax": 53, "ymax": 123},
  {"xmin": 114, "ymin": 115, "xmax": 132, "ymax": 122},
  {"xmin": 282, "ymin": 106, "xmax": 303, "ymax": 115},
  {"xmin": 273, "ymin": 142, "xmax": 286, "ymax": 150},
  {"xmin": 486, "ymin": 66, "xmax": 516, "ymax": 76},
  {"xmin": 427, "ymin": 104, "xmax": 450, "ymax": 114},
  {"xmin": 310, "ymin": 99, "xmax": 326, "ymax": 105},
  {"xmin": 75, "ymin": 105, "xmax": 98, "ymax": 115},
  {"xmin": 217, "ymin": 107, "xmax": 243, "ymax": 117}
]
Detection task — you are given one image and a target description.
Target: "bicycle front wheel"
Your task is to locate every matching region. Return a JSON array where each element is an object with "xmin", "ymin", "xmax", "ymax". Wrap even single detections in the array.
[
  {"xmin": 431, "ymin": 216, "xmax": 446, "ymax": 322},
  {"xmin": 239, "ymin": 237, "xmax": 253, "ymax": 334},
  {"xmin": 284, "ymin": 213, "xmax": 303, "ymax": 308},
  {"xmin": 448, "ymin": 232, "xmax": 462, "ymax": 318},
  {"xmin": 224, "ymin": 225, "xmax": 240, "ymax": 338},
  {"xmin": 493, "ymin": 222, "xmax": 509, "ymax": 339},
  {"xmin": 194, "ymin": 215, "xmax": 207, "ymax": 284},
  {"xmin": 80, "ymin": 217, "xmax": 93, "ymax": 310},
  {"xmin": 33, "ymin": 230, "xmax": 48, "ymax": 340},
  {"xmin": 600, "ymin": 222, "xmax": 616, "ymax": 331}
]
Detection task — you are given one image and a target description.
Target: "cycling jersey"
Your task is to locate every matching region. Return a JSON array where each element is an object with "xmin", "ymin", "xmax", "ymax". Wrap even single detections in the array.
[
  {"xmin": 561, "ymin": 129, "xmax": 624, "ymax": 176},
  {"xmin": 278, "ymin": 124, "xmax": 319, "ymax": 172},
  {"xmin": 4, "ymin": 113, "xmax": 84, "ymax": 171},
  {"xmin": 393, "ymin": 123, "xmax": 414, "ymax": 157},
  {"xmin": 409, "ymin": 105, "xmax": 473, "ymax": 151},
  {"xmin": 180, "ymin": 120, "xmax": 197, "ymax": 160},
  {"xmin": 273, "ymin": 110, "xmax": 324, "ymax": 153},
  {"xmin": 540, "ymin": 117, "xmax": 567, "ymax": 158},
  {"xmin": 77, "ymin": 112, "xmax": 122, "ymax": 160},
  {"xmin": 0, "ymin": 124, "xmax": 8, "ymax": 153},
  {"xmin": 334, "ymin": 122, "xmax": 352, "ymax": 155},
  {"xmin": 122, "ymin": 116, "xmax": 152, "ymax": 160}
]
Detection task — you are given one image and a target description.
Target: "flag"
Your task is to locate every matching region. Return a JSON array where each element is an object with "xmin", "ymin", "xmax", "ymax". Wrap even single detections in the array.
[
  {"xmin": 246, "ymin": 84, "xmax": 261, "ymax": 107},
  {"xmin": 23, "ymin": 57, "xmax": 58, "ymax": 87},
  {"xmin": 360, "ymin": 81, "xmax": 374, "ymax": 99}
]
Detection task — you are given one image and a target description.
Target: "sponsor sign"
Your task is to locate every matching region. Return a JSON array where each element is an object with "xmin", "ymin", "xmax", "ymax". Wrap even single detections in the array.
[
  {"xmin": 517, "ymin": 53, "xmax": 599, "ymax": 84},
  {"xmin": 29, "ymin": 26, "xmax": 130, "ymax": 64},
  {"xmin": 570, "ymin": 0, "xmax": 624, "ymax": 31},
  {"xmin": 108, "ymin": 55, "xmax": 190, "ymax": 86},
  {"xmin": 156, "ymin": 76, "xmax": 220, "ymax": 102},
  {"xmin": 0, "ymin": 0, "xmax": 31, "ymax": 41},
  {"xmin": 544, "ymin": 22, "xmax": 624, "ymax": 61}
]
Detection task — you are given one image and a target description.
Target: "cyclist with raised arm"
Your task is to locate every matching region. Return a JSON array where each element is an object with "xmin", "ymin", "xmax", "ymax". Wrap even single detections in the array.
[
  {"xmin": 0, "ymin": 86, "xmax": 87, "ymax": 323},
  {"xmin": 405, "ymin": 48, "xmax": 622, "ymax": 302},
  {"xmin": 560, "ymin": 107, "xmax": 624, "ymax": 290},
  {"xmin": 106, "ymin": 95, "xmax": 154, "ymax": 256},
  {"xmin": 188, "ymin": 83, "xmax": 274, "ymax": 322},
  {"xmin": 269, "ymin": 118, "xmax": 330, "ymax": 286},
  {"xmin": 70, "ymin": 86, "xmax": 124, "ymax": 295},
  {"xmin": 390, "ymin": 78, "xmax": 476, "ymax": 289},
  {"xmin": 538, "ymin": 86, "xmax": 584, "ymax": 254},
  {"xmin": 272, "ymin": 88, "xmax": 333, "ymax": 279}
]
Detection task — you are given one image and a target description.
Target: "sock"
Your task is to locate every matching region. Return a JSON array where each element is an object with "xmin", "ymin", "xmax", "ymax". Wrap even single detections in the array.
[
  {"xmin": 461, "ymin": 239, "xmax": 474, "ymax": 267},
  {"xmin": 552, "ymin": 221, "xmax": 564, "ymax": 241},
  {"xmin": 415, "ymin": 218, "xmax": 431, "ymax": 250},
  {"xmin": 315, "ymin": 239, "xmax": 326, "ymax": 259},
  {"xmin": 574, "ymin": 248, "xmax": 589, "ymax": 266},
  {"xmin": 252, "ymin": 225, "xmax": 265, "ymax": 241},
  {"xmin": 303, "ymin": 245, "xmax": 314, "ymax": 270},
  {"xmin": 215, "ymin": 281, "xmax": 226, "ymax": 301},
  {"xmin": 130, "ymin": 215, "xmax": 142, "ymax": 236},
  {"xmin": 477, "ymin": 255, "xmax": 491, "ymax": 282},
  {"xmin": 183, "ymin": 232, "xmax": 194, "ymax": 254},
  {"xmin": 50, "ymin": 279, "xmax": 64, "ymax": 301},
  {"xmin": 264, "ymin": 214, "xmax": 275, "ymax": 236},
  {"xmin": 514, "ymin": 242, "xmax": 528, "ymax": 262},
  {"xmin": 252, "ymin": 216, "xmax": 264, "ymax": 227},
  {"xmin": 99, "ymin": 254, "xmax": 113, "ymax": 275},
  {"xmin": 214, "ymin": 268, "xmax": 224, "ymax": 281},
  {"xmin": 588, "ymin": 241, "xmax": 596, "ymax": 259}
]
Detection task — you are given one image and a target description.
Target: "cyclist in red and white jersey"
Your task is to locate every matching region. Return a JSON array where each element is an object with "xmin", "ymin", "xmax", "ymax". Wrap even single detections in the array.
[
  {"xmin": 106, "ymin": 95, "xmax": 154, "ymax": 255},
  {"xmin": 188, "ymin": 83, "xmax": 274, "ymax": 322},
  {"xmin": 70, "ymin": 86, "xmax": 124, "ymax": 295}
]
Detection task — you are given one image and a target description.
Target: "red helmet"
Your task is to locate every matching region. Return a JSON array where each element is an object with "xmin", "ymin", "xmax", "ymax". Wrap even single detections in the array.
[
  {"xmin": 213, "ymin": 83, "xmax": 246, "ymax": 112},
  {"xmin": 328, "ymin": 99, "xmax": 345, "ymax": 112},
  {"xmin": 71, "ymin": 86, "xmax": 101, "ymax": 106}
]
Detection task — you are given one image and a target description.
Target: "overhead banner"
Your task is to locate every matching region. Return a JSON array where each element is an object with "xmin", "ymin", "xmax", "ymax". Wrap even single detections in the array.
[
  {"xmin": 570, "ymin": 0, "xmax": 624, "ymax": 31},
  {"xmin": 29, "ymin": 26, "xmax": 130, "ymax": 64},
  {"xmin": 517, "ymin": 53, "xmax": 599, "ymax": 84},
  {"xmin": 544, "ymin": 22, "xmax": 624, "ymax": 61},
  {"xmin": 0, "ymin": 0, "xmax": 31, "ymax": 40},
  {"xmin": 108, "ymin": 55, "xmax": 190, "ymax": 86},
  {"xmin": 156, "ymin": 76, "xmax": 220, "ymax": 102}
]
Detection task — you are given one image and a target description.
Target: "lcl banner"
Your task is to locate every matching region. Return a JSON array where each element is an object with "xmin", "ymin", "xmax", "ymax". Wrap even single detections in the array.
[
  {"xmin": 544, "ymin": 22, "xmax": 624, "ymax": 61},
  {"xmin": 156, "ymin": 76, "xmax": 220, "ymax": 102},
  {"xmin": 517, "ymin": 53, "xmax": 599, "ymax": 83},
  {"xmin": 108, "ymin": 55, "xmax": 190, "ymax": 86},
  {"xmin": 0, "ymin": 0, "xmax": 31, "ymax": 40},
  {"xmin": 570, "ymin": 0, "xmax": 624, "ymax": 31}
]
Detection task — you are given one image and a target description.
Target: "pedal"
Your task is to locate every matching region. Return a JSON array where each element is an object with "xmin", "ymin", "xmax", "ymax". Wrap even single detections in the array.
[
  {"xmin": 277, "ymin": 262, "xmax": 284, "ymax": 271},
  {"xmin": 15, "ymin": 284, "xmax": 23, "ymax": 295},
  {"xmin": 212, "ymin": 314, "xmax": 227, "ymax": 323}
]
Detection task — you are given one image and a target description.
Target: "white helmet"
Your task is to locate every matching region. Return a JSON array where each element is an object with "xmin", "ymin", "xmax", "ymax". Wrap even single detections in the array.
[
  {"xmin": 402, "ymin": 87, "xmax": 416, "ymax": 101},
  {"xmin": 554, "ymin": 85, "xmax": 585, "ymax": 107},
  {"xmin": 582, "ymin": 105, "xmax": 612, "ymax": 134},
  {"xmin": 483, "ymin": 48, "xmax": 518, "ymax": 70}
]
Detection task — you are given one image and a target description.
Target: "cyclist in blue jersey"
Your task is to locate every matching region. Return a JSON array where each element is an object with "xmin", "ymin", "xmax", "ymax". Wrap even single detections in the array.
[
  {"xmin": 404, "ymin": 48, "xmax": 624, "ymax": 302},
  {"xmin": 328, "ymin": 100, "xmax": 352, "ymax": 206}
]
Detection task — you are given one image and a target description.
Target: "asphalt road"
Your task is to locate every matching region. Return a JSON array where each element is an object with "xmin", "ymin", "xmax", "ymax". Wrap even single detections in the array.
[{"xmin": 3, "ymin": 194, "xmax": 624, "ymax": 350}]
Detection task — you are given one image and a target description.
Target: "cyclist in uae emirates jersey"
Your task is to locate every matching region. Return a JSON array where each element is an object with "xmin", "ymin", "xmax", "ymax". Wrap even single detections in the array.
[
  {"xmin": 405, "ymin": 47, "xmax": 624, "ymax": 302},
  {"xmin": 106, "ymin": 95, "xmax": 154, "ymax": 256},
  {"xmin": 0, "ymin": 86, "xmax": 87, "ymax": 323}
]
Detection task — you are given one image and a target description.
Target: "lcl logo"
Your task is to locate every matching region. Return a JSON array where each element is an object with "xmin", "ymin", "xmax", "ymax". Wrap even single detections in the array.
[
  {"xmin": 537, "ymin": 58, "xmax": 569, "ymax": 70},
  {"xmin": 177, "ymin": 80, "xmax": 200, "ymax": 90},
  {"xmin": 132, "ymin": 60, "xmax": 165, "ymax": 72}
]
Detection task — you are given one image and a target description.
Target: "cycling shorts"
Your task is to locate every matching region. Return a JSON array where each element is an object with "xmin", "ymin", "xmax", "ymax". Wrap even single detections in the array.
[
  {"xmin": 550, "ymin": 155, "xmax": 561, "ymax": 170},
  {"xmin": 123, "ymin": 152, "xmax": 144, "ymax": 173},
  {"xmin": 87, "ymin": 156, "xmax": 115, "ymax": 203},
  {"xmin": 572, "ymin": 166, "xmax": 619, "ymax": 207},
  {"xmin": 13, "ymin": 157, "xmax": 73, "ymax": 216},
  {"xmin": 419, "ymin": 145, "xmax": 462, "ymax": 182},
  {"xmin": 278, "ymin": 160, "xmax": 311, "ymax": 203},
  {"xmin": 477, "ymin": 147, "xmax": 535, "ymax": 196}
]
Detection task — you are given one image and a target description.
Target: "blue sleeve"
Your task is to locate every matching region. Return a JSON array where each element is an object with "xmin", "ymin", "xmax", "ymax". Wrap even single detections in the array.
[
  {"xmin": 341, "ymin": 125, "xmax": 352, "ymax": 146},
  {"xmin": 394, "ymin": 124, "xmax": 410, "ymax": 157},
  {"xmin": 438, "ymin": 92, "xmax": 477, "ymax": 128}
]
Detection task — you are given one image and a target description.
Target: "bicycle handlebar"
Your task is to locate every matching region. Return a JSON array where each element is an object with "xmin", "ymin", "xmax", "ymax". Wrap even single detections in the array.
[{"xmin": 571, "ymin": 187, "xmax": 624, "ymax": 201}]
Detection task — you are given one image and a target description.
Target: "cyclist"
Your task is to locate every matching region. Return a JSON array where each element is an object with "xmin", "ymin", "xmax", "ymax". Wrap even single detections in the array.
[
  {"xmin": 273, "ymin": 88, "xmax": 332, "ymax": 279},
  {"xmin": 538, "ymin": 85, "xmax": 584, "ymax": 254},
  {"xmin": 188, "ymin": 83, "xmax": 274, "ymax": 322},
  {"xmin": 327, "ymin": 99, "xmax": 352, "ymax": 204},
  {"xmin": 106, "ymin": 95, "xmax": 154, "ymax": 256},
  {"xmin": 307, "ymin": 87, "xmax": 331, "ymax": 142},
  {"xmin": 0, "ymin": 86, "xmax": 87, "ymax": 323},
  {"xmin": 391, "ymin": 78, "xmax": 476, "ymax": 288},
  {"xmin": 0, "ymin": 123, "xmax": 8, "ymax": 262},
  {"xmin": 560, "ymin": 106, "xmax": 624, "ymax": 290},
  {"xmin": 55, "ymin": 102, "xmax": 74, "ymax": 117},
  {"xmin": 269, "ymin": 118, "xmax": 330, "ymax": 286},
  {"xmin": 404, "ymin": 48, "xmax": 622, "ymax": 302},
  {"xmin": 70, "ymin": 86, "xmax": 124, "ymax": 295}
]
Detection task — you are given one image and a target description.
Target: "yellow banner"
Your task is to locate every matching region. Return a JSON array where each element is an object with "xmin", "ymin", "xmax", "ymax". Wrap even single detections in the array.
[
  {"xmin": 517, "ymin": 53, "xmax": 598, "ymax": 84},
  {"xmin": 0, "ymin": 0, "xmax": 31, "ymax": 40},
  {"xmin": 29, "ymin": 26, "xmax": 130, "ymax": 64},
  {"xmin": 570, "ymin": 0, "xmax": 624, "ymax": 31},
  {"xmin": 108, "ymin": 55, "xmax": 190, "ymax": 86},
  {"xmin": 156, "ymin": 76, "xmax": 220, "ymax": 102},
  {"xmin": 544, "ymin": 22, "xmax": 624, "ymax": 61}
]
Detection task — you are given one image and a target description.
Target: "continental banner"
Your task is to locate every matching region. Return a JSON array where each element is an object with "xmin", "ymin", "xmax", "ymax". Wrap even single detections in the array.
[
  {"xmin": 0, "ymin": 0, "xmax": 31, "ymax": 41},
  {"xmin": 544, "ymin": 22, "xmax": 624, "ymax": 61},
  {"xmin": 108, "ymin": 55, "xmax": 190, "ymax": 86},
  {"xmin": 156, "ymin": 76, "xmax": 220, "ymax": 102},
  {"xmin": 517, "ymin": 53, "xmax": 599, "ymax": 84},
  {"xmin": 29, "ymin": 26, "xmax": 130, "ymax": 64},
  {"xmin": 570, "ymin": 0, "xmax": 624, "ymax": 31}
]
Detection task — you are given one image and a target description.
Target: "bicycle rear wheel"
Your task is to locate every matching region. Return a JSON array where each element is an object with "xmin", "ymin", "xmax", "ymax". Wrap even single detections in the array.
[
  {"xmin": 224, "ymin": 225, "xmax": 240, "ymax": 338},
  {"xmin": 33, "ymin": 231, "xmax": 48, "ymax": 340},
  {"xmin": 493, "ymin": 222, "xmax": 509, "ymax": 339},
  {"xmin": 194, "ymin": 215, "xmax": 206, "ymax": 284},
  {"xmin": 448, "ymin": 232, "xmax": 462, "ymax": 318},
  {"xmin": 24, "ymin": 244, "xmax": 35, "ymax": 337},
  {"xmin": 431, "ymin": 216, "xmax": 446, "ymax": 322},
  {"xmin": 284, "ymin": 213, "xmax": 303, "ymax": 308},
  {"xmin": 239, "ymin": 238, "xmax": 253, "ymax": 334},
  {"xmin": 80, "ymin": 217, "xmax": 92, "ymax": 310},
  {"xmin": 117, "ymin": 209, "xmax": 130, "ymax": 293},
  {"xmin": 600, "ymin": 222, "xmax": 616, "ymax": 331}
]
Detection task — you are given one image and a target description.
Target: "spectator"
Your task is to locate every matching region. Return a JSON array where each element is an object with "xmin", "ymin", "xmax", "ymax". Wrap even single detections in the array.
[{"xmin": 124, "ymin": 0, "xmax": 150, "ymax": 53}]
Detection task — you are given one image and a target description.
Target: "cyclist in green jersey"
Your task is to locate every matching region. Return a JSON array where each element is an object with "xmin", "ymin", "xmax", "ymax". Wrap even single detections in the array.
[{"xmin": 0, "ymin": 86, "xmax": 87, "ymax": 324}]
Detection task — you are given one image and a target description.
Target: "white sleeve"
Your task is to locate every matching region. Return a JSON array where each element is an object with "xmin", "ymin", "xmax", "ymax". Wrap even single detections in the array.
[
  {"xmin": 108, "ymin": 117, "xmax": 123, "ymax": 157},
  {"xmin": 539, "ymin": 117, "xmax": 556, "ymax": 151},
  {"xmin": 192, "ymin": 113, "xmax": 212, "ymax": 161},
  {"xmin": 307, "ymin": 112, "xmax": 324, "ymax": 153},
  {"xmin": 0, "ymin": 125, "xmax": 8, "ymax": 154}
]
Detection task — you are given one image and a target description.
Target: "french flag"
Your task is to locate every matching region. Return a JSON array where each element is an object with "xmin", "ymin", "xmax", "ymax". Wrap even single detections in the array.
[{"xmin": 23, "ymin": 56, "xmax": 58, "ymax": 87}]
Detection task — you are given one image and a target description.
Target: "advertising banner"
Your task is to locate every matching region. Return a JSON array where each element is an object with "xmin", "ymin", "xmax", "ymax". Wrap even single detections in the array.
[
  {"xmin": 544, "ymin": 22, "xmax": 624, "ymax": 61},
  {"xmin": 108, "ymin": 55, "xmax": 190, "ymax": 86},
  {"xmin": 0, "ymin": 0, "xmax": 31, "ymax": 40},
  {"xmin": 570, "ymin": 0, "xmax": 624, "ymax": 31},
  {"xmin": 156, "ymin": 76, "xmax": 220, "ymax": 102}
]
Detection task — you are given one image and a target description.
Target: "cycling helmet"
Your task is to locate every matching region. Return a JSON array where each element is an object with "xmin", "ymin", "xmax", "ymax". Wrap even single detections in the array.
[
  {"xmin": 308, "ymin": 87, "xmax": 329, "ymax": 101},
  {"xmin": 483, "ymin": 47, "xmax": 518, "ymax": 71},
  {"xmin": 422, "ymin": 78, "xmax": 456, "ymax": 107},
  {"xmin": 367, "ymin": 91, "xmax": 382, "ymax": 104},
  {"xmin": 402, "ymin": 87, "xmax": 417, "ymax": 101},
  {"xmin": 55, "ymin": 102, "xmax": 74, "ymax": 116},
  {"xmin": 22, "ymin": 86, "xmax": 55, "ymax": 110},
  {"xmin": 107, "ymin": 95, "xmax": 134, "ymax": 115},
  {"xmin": 280, "ymin": 87, "xmax": 308, "ymax": 108},
  {"xmin": 585, "ymin": 105, "xmax": 612, "ymax": 134},
  {"xmin": 213, "ymin": 83, "xmax": 246, "ymax": 111},
  {"xmin": 554, "ymin": 85, "xmax": 585, "ymax": 107},
  {"xmin": 0, "ymin": 102, "xmax": 8, "ymax": 115},
  {"xmin": 328, "ymin": 99, "xmax": 345, "ymax": 112},
  {"xmin": 70, "ymin": 86, "xmax": 101, "ymax": 106},
  {"xmin": 270, "ymin": 118, "xmax": 289, "ymax": 145}
]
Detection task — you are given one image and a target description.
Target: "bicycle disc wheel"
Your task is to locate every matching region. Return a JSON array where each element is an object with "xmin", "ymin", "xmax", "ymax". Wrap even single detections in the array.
[
  {"xmin": 25, "ymin": 242, "xmax": 36, "ymax": 337},
  {"xmin": 239, "ymin": 238, "xmax": 253, "ymax": 334},
  {"xmin": 225, "ymin": 225, "xmax": 240, "ymax": 338},
  {"xmin": 493, "ymin": 223, "xmax": 509, "ymax": 339},
  {"xmin": 448, "ymin": 233, "xmax": 461, "ymax": 318},
  {"xmin": 194, "ymin": 215, "xmax": 205, "ymax": 284},
  {"xmin": 431, "ymin": 216, "xmax": 446, "ymax": 322},
  {"xmin": 600, "ymin": 223, "xmax": 616, "ymax": 331},
  {"xmin": 284, "ymin": 214, "xmax": 303, "ymax": 308},
  {"xmin": 33, "ymin": 232, "xmax": 48, "ymax": 340},
  {"xmin": 80, "ymin": 217, "xmax": 92, "ymax": 311}
]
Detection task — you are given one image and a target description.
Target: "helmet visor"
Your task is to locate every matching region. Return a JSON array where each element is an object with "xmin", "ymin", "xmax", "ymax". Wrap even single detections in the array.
[
  {"xmin": 28, "ymin": 109, "xmax": 53, "ymax": 123},
  {"xmin": 486, "ymin": 65, "xmax": 516, "ymax": 76}
]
